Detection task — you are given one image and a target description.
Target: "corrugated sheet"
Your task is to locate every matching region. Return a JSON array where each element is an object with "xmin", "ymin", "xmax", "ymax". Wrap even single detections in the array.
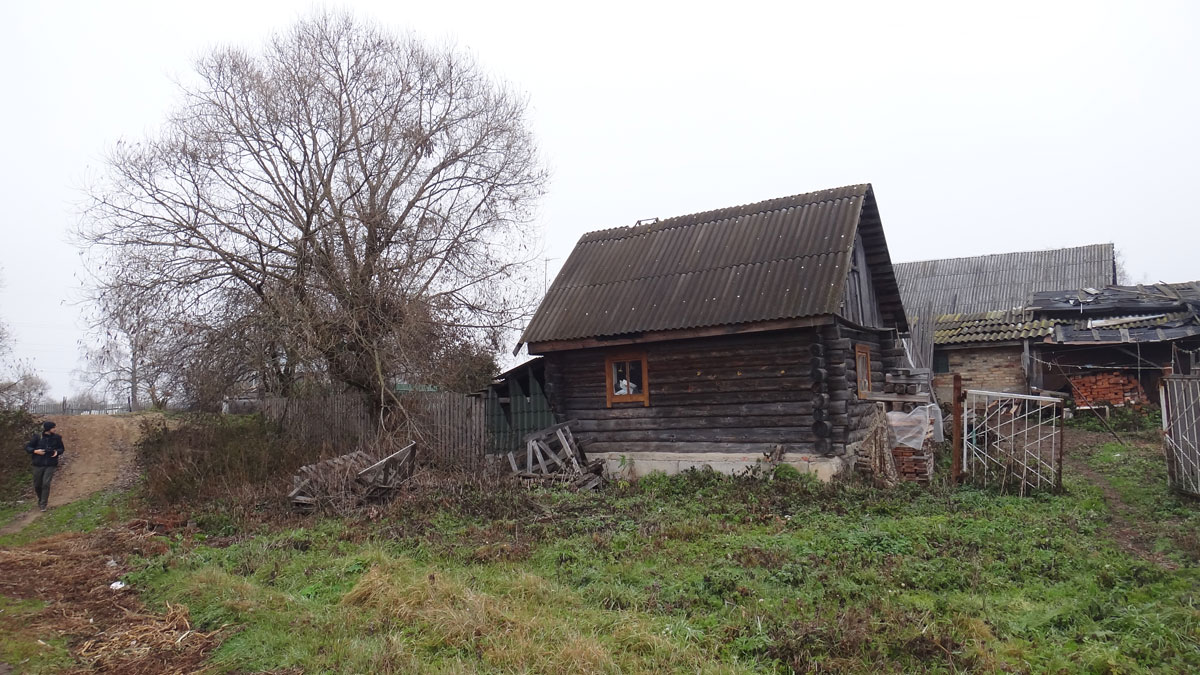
[
  {"xmin": 1029, "ymin": 281, "xmax": 1200, "ymax": 313},
  {"xmin": 894, "ymin": 244, "xmax": 1116, "ymax": 316},
  {"xmin": 1037, "ymin": 282, "xmax": 1200, "ymax": 344},
  {"xmin": 521, "ymin": 185, "xmax": 875, "ymax": 344},
  {"xmin": 934, "ymin": 310, "xmax": 1057, "ymax": 345}
]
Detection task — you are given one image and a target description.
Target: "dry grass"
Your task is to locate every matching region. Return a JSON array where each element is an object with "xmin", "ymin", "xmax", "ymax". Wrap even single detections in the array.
[
  {"xmin": 0, "ymin": 526, "xmax": 223, "ymax": 674},
  {"xmin": 340, "ymin": 558, "xmax": 727, "ymax": 674}
]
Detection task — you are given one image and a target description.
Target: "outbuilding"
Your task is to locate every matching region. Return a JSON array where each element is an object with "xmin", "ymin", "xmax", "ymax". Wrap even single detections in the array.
[{"xmin": 516, "ymin": 184, "xmax": 909, "ymax": 479}]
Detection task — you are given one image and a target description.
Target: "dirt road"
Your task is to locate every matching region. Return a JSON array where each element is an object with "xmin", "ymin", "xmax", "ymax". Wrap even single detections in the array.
[{"xmin": 0, "ymin": 415, "xmax": 143, "ymax": 535}]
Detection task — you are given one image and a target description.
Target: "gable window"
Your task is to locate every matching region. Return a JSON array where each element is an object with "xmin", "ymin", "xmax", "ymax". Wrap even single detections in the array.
[
  {"xmin": 606, "ymin": 352, "xmax": 649, "ymax": 407},
  {"xmin": 855, "ymin": 344, "xmax": 872, "ymax": 399}
]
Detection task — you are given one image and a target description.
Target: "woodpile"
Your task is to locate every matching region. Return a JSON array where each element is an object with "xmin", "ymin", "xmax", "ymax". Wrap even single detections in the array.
[
  {"xmin": 508, "ymin": 421, "xmax": 603, "ymax": 491},
  {"xmin": 289, "ymin": 443, "xmax": 415, "ymax": 509},
  {"xmin": 1069, "ymin": 372, "xmax": 1146, "ymax": 406}
]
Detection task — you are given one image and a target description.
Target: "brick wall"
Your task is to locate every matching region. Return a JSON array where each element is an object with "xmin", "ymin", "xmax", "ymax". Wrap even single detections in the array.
[
  {"xmin": 1068, "ymin": 372, "xmax": 1146, "ymax": 405},
  {"xmin": 933, "ymin": 345, "xmax": 1026, "ymax": 400}
]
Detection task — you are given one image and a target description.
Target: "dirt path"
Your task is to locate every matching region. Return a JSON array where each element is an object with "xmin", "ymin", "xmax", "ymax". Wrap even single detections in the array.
[
  {"xmin": 0, "ymin": 415, "xmax": 143, "ymax": 536},
  {"xmin": 1062, "ymin": 429, "xmax": 1180, "ymax": 570}
]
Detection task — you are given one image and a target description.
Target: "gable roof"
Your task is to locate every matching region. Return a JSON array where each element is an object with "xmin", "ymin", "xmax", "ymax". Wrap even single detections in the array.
[
  {"xmin": 519, "ymin": 184, "xmax": 905, "ymax": 347},
  {"xmin": 894, "ymin": 243, "xmax": 1115, "ymax": 317}
]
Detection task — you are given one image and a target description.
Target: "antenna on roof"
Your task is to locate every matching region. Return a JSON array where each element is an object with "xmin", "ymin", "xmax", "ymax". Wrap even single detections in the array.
[{"xmin": 635, "ymin": 217, "xmax": 659, "ymax": 226}]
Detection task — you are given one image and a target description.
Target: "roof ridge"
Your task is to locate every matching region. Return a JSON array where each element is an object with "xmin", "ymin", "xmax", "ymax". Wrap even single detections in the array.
[
  {"xmin": 894, "ymin": 242, "xmax": 1114, "ymax": 267},
  {"xmin": 579, "ymin": 184, "xmax": 870, "ymax": 244},
  {"xmin": 550, "ymin": 250, "xmax": 845, "ymax": 293}
]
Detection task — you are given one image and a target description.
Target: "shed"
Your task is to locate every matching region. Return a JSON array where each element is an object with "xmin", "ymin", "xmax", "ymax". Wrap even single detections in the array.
[
  {"xmin": 517, "ymin": 184, "xmax": 908, "ymax": 479},
  {"xmin": 894, "ymin": 244, "xmax": 1116, "ymax": 399},
  {"xmin": 1026, "ymin": 282, "xmax": 1200, "ymax": 403}
]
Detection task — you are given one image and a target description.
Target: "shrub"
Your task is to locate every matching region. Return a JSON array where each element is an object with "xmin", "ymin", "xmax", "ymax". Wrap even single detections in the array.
[
  {"xmin": 138, "ymin": 413, "xmax": 321, "ymax": 505},
  {"xmin": 0, "ymin": 409, "xmax": 36, "ymax": 500},
  {"xmin": 1066, "ymin": 404, "xmax": 1161, "ymax": 433}
]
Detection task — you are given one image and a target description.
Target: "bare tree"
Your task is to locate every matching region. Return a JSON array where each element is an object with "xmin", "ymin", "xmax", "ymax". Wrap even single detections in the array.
[
  {"xmin": 0, "ymin": 273, "xmax": 46, "ymax": 411},
  {"xmin": 0, "ymin": 373, "xmax": 47, "ymax": 411},
  {"xmin": 81, "ymin": 12, "xmax": 546, "ymax": 418}
]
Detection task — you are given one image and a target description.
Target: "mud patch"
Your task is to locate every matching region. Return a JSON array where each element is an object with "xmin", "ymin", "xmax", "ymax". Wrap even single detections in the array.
[{"xmin": 0, "ymin": 525, "xmax": 223, "ymax": 673}]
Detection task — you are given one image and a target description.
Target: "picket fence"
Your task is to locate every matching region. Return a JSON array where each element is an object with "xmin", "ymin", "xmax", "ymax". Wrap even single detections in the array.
[{"xmin": 259, "ymin": 391, "xmax": 487, "ymax": 471}]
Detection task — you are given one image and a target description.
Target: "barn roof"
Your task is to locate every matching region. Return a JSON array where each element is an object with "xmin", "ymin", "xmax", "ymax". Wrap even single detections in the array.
[
  {"xmin": 519, "ymin": 184, "xmax": 904, "ymax": 347},
  {"xmin": 894, "ymin": 243, "xmax": 1116, "ymax": 317}
]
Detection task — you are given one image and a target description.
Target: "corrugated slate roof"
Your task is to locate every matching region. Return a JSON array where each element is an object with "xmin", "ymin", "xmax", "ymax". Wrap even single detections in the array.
[
  {"xmin": 1052, "ymin": 313, "xmax": 1200, "ymax": 343},
  {"xmin": 520, "ymin": 184, "xmax": 899, "ymax": 345},
  {"xmin": 1028, "ymin": 281, "xmax": 1200, "ymax": 313},
  {"xmin": 1029, "ymin": 282, "xmax": 1200, "ymax": 344},
  {"xmin": 934, "ymin": 310, "xmax": 1057, "ymax": 345},
  {"xmin": 895, "ymin": 244, "xmax": 1116, "ymax": 317}
]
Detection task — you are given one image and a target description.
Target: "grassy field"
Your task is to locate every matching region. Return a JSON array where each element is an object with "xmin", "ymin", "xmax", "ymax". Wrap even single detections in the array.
[{"xmin": 2, "ymin": 430, "xmax": 1198, "ymax": 673}]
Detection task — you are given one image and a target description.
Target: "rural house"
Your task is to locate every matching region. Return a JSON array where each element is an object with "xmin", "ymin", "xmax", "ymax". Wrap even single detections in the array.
[
  {"xmin": 893, "ymin": 244, "xmax": 1116, "ymax": 400},
  {"xmin": 515, "ymin": 184, "xmax": 909, "ymax": 479}
]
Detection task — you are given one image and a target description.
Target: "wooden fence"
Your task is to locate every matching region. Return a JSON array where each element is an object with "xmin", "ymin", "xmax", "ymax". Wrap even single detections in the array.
[{"xmin": 259, "ymin": 391, "xmax": 486, "ymax": 471}]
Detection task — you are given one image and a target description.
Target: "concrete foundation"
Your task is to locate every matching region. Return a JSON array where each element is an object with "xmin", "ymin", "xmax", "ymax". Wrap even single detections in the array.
[{"xmin": 588, "ymin": 451, "xmax": 854, "ymax": 482}]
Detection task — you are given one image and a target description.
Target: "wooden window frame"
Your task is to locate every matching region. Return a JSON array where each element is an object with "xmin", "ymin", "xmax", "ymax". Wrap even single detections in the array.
[
  {"xmin": 605, "ymin": 352, "xmax": 649, "ymax": 407},
  {"xmin": 855, "ymin": 344, "xmax": 872, "ymax": 399}
]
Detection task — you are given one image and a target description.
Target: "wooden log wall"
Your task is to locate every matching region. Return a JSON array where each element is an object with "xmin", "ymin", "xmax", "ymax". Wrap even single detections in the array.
[
  {"xmin": 543, "ymin": 322, "xmax": 904, "ymax": 460},
  {"xmin": 829, "ymin": 322, "xmax": 906, "ymax": 453},
  {"xmin": 545, "ymin": 329, "xmax": 834, "ymax": 457}
]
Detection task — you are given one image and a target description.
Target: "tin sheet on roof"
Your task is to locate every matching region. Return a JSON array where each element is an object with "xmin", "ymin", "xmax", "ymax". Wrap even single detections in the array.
[{"xmin": 520, "ymin": 184, "xmax": 890, "ymax": 344}]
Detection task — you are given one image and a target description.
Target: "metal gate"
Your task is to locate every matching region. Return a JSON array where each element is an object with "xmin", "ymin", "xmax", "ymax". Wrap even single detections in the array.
[
  {"xmin": 963, "ymin": 389, "xmax": 1062, "ymax": 493},
  {"xmin": 1162, "ymin": 375, "xmax": 1200, "ymax": 496}
]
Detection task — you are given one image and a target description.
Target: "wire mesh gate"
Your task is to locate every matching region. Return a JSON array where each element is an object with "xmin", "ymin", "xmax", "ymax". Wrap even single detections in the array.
[
  {"xmin": 1162, "ymin": 375, "xmax": 1200, "ymax": 496},
  {"xmin": 962, "ymin": 390, "xmax": 1063, "ymax": 493}
]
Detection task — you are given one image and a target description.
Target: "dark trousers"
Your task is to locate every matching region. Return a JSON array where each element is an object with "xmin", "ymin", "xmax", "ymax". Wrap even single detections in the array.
[{"xmin": 33, "ymin": 466, "xmax": 56, "ymax": 508}]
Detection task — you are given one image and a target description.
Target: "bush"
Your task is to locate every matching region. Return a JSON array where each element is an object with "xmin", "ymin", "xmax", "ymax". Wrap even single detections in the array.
[
  {"xmin": 139, "ymin": 414, "xmax": 321, "ymax": 505},
  {"xmin": 0, "ymin": 409, "xmax": 36, "ymax": 501},
  {"xmin": 1066, "ymin": 404, "xmax": 1161, "ymax": 433}
]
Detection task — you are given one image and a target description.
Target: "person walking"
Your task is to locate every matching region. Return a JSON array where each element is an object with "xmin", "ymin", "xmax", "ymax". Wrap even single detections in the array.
[{"xmin": 25, "ymin": 421, "xmax": 65, "ymax": 512}]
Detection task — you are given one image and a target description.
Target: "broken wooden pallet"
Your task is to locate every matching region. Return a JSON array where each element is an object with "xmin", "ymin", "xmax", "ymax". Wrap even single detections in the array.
[
  {"xmin": 507, "ymin": 421, "xmax": 603, "ymax": 491},
  {"xmin": 290, "ymin": 443, "xmax": 416, "ymax": 509}
]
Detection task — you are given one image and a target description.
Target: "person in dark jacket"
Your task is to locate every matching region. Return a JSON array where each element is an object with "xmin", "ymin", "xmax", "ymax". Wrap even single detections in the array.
[{"xmin": 25, "ymin": 421, "xmax": 65, "ymax": 511}]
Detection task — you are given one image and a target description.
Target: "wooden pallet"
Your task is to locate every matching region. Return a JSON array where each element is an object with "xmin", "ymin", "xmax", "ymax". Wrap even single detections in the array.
[
  {"xmin": 290, "ymin": 442, "xmax": 416, "ymax": 509},
  {"xmin": 507, "ymin": 421, "xmax": 602, "ymax": 490}
]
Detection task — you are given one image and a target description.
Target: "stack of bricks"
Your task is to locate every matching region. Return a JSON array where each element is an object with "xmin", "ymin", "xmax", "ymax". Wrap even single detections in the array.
[
  {"xmin": 1068, "ymin": 372, "xmax": 1146, "ymax": 406},
  {"xmin": 892, "ymin": 446, "xmax": 933, "ymax": 484}
]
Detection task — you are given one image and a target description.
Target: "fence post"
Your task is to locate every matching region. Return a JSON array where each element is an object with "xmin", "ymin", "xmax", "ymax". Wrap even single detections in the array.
[
  {"xmin": 1055, "ymin": 402, "xmax": 1064, "ymax": 492},
  {"xmin": 951, "ymin": 373, "xmax": 963, "ymax": 485}
]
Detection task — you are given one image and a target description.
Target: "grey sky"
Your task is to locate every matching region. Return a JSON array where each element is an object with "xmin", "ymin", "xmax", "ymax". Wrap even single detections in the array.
[{"xmin": 1, "ymin": 0, "xmax": 1197, "ymax": 397}]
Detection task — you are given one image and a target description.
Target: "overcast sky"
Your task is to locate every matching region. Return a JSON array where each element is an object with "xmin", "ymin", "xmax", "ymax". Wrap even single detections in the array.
[{"xmin": 1, "ymin": 0, "xmax": 1197, "ymax": 397}]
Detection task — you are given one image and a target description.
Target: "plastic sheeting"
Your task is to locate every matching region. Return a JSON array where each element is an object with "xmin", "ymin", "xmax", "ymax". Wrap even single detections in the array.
[{"xmin": 886, "ymin": 404, "xmax": 944, "ymax": 450}]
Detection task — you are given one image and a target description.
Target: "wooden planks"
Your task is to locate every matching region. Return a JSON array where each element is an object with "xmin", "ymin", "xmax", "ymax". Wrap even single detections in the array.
[
  {"xmin": 291, "ymin": 443, "xmax": 416, "ymax": 510},
  {"xmin": 507, "ymin": 421, "xmax": 603, "ymax": 491}
]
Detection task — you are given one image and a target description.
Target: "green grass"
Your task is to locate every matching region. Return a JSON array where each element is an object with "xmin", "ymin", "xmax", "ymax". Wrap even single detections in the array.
[
  {"xmin": 122, "ymin": 462, "xmax": 1200, "ymax": 674},
  {"xmin": 0, "ymin": 488, "xmax": 135, "ymax": 547},
  {"xmin": 1084, "ymin": 434, "xmax": 1200, "ymax": 565},
  {"xmin": 0, "ymin": 596, "xmax": 75, "ymax": 673}
]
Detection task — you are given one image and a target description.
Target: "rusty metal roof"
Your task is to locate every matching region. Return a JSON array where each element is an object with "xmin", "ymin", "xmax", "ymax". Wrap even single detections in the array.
[
  {"xmin": 934, "ymin": 310, "xmax": 1058, "ymax": 345},
  {"xmin": 520, "ymin": 184, "xmax": 901, "ymax": 345},
  {"xmin": 895, "ymin": 244, "xmax": 1116, "ymax": 317}
]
